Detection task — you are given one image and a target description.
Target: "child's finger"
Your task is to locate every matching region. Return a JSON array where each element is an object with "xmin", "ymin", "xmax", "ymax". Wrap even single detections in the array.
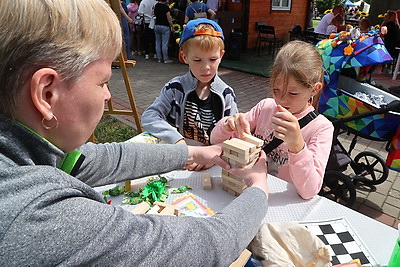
[{"xmin": 236, "ymin": 115, "xmax": 251, "ymax": 139}]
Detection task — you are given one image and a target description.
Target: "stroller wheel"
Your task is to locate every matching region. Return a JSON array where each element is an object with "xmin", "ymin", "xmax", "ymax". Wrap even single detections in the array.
[
  {"xmin": 353, "ymin": 151, "xmax": 389, "ymax": 185},
  {"xmin": 319, "ymin": 171, "xmax": 356, "ymax": 207}
]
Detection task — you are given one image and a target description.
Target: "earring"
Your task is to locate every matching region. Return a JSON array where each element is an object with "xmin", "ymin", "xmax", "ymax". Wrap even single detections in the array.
[{"xmin": 42, "ymin": 115, "xmax": 59, "ymax": 130}]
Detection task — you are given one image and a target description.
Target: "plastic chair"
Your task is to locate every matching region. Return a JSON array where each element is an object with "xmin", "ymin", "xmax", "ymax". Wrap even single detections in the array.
[{"xmin": 256, "ymin": 25, "xmax": 282, "ymax": 56}]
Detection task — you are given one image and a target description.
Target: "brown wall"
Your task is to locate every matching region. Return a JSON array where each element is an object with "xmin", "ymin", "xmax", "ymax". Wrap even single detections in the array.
[{"xmin": 247, "ymin": 0, "xmax": 309, "ymax": 48}]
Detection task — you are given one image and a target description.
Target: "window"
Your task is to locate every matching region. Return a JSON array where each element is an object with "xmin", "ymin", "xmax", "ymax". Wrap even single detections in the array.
[{"xmin": 272, "ymin": 0, "xmax": 291, "ymax": 11}]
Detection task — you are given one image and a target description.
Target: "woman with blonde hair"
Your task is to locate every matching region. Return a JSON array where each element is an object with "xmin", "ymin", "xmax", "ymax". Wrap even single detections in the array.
[{"xmin": 0, "ymin": 0, "xmax": 269, "ymax": 265}]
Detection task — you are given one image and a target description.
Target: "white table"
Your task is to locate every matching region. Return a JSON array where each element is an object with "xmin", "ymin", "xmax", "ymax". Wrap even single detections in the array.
[{"xmin": 95, "ymin": 166, "xmax": 397, "ymax": 266}]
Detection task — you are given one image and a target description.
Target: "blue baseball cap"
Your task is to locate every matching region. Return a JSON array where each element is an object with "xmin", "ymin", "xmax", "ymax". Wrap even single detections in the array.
[{"xmin": 179, "ymin": 18, "xmax": 224, "ymax": 47}]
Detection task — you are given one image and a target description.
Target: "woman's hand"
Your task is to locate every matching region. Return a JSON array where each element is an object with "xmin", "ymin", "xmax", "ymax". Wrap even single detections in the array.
[
  {"xmin": 184, "ymin": 162, "xmax": 214, "ymax": 171},
  {"xmin": 271, "ymin": 105, "xmax": 305, "ymax": 154},
  {"xmin": 222, "ymin": 113, "xmax": 251, "ymax": 139},
  {"xmin": 229, "ymin": 151, "xmax": 268, "ymax": 197},
  {"xmin": 187, "ymin": 144, "xmax": 229, "ymax": 170}
]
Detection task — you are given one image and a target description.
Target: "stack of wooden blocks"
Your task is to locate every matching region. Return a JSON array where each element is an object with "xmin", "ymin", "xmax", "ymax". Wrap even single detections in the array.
[{"xmin": 221, "ymin": 134, "xmax": 264, "ymax": 196}]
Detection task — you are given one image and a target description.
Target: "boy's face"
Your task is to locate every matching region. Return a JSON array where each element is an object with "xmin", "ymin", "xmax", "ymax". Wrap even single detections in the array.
[{"xmin": 181, "ymin": 46, "xmax": 225, "ymax": 85}]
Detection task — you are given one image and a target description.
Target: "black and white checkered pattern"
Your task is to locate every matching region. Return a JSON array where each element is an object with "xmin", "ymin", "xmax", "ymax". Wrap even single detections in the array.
[{"xmin": 302, "ymin": 218, "xmax": 377, "ymax": 266}]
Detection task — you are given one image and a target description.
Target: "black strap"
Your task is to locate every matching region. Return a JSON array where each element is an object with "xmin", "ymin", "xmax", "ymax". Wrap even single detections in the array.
[{"xmin": 262, "ymin": 110, "xmax": 319, "ymax": 154}]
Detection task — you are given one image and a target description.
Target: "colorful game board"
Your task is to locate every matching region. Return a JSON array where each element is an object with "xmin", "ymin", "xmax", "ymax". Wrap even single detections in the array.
[
  {"xmin": 172, "ymin": 194, "xmax": 215, "ymax": 217},
  {"xmin": 301, "ymin": 218, "xmax": 378, "ymax": 266}
]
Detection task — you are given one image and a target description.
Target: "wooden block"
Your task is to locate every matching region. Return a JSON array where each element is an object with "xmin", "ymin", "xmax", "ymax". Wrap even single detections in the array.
[
  {"xmin": 153, "ymin": 201, "xmax": 179, "ymax": 216},
  {"xmin": 158, "ymin": 206, "xmax": 177, "ymax": 216},
  {"xmin": 222, "ymin": 178, "xmax": 246, "ymax": 191},
  {"xmin": 243, "ymin": 133, "xmax": 264, "ymax": 147},
  {"xmin": 202, "ymin": 173, "xmax": 212, "ymax": 190},
  {"xmin": 222, "ymin": 185, "xmax": 241, "ymax": 196},
  {"xmin": 230, "ymin": 249, "xmax": 252, "ymax": 267},
  {"xmin": 223, "ymin": 138, "xmax": 255, "ymax": 155},
  {"xmin": 131, "ymin": 201, "xmax": 150, "ymax": 214},
  {"xmin": 145, "ymin": 204, "xmax": 160, "ymax": 214},
  {"xmin": 223, "ymin": 151, "xmax": 252, "ymax": 165},
  {"xmin": 222, "ymin": 173, "xmax": 244, "ymax": 186},
  {"xmin": 222, "ymin": 179, "xmax": 246, "ymax": 194}
]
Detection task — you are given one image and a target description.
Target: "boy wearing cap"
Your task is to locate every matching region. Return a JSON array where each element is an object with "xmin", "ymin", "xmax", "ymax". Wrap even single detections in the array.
[{"xmin": 141, "ymin": 18, "xmax": 238, "ymax": 170}]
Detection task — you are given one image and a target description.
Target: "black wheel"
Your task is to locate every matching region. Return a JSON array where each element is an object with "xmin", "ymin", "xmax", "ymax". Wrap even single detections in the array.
[
  {"xmin": 353, "ymin": 151, "xmax": 389, "ymax": 185},
  {"xmin": 319, "ymin": 171, "xmax": 356, "ymax": 207}
]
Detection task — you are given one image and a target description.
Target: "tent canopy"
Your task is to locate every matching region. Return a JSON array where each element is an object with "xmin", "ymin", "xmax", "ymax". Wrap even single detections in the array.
[{"xmin": 343, "ymin": 0, "xmax": 359, "ymax": 7}]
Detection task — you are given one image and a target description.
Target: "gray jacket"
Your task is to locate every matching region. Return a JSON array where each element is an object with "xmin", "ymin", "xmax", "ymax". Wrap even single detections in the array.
[
  {"xmin": 0, "ymin": 115, "xmax": 267, "ymax": 266},
  {"xmin": 141, "ymin": 71, "xmax": 238, "ymax": 144}
]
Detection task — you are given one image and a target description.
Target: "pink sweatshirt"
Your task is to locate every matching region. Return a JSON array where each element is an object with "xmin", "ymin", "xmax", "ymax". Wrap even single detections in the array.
[{"xmin": 211, "ymin": 98, "xmax": 334, "ymax": 199}]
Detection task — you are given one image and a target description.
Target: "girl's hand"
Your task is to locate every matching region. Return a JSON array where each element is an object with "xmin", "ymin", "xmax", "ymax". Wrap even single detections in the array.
[
  {"xmin": 271, "ymin": 105, "xmax": 305, "ymax": 154},
  {"xmin": 223, "ymin": 113, "xmax": 251, "ymax": 139}
]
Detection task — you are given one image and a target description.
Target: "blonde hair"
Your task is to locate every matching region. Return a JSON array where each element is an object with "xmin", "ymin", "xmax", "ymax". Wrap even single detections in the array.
[
  {"xmin": 269, "ymin": 41, "xmax": 324, "ymax": 108},
  {"xmin": 181, "ymin": 24, "xmax": 225, "ymax": 54},
  {"xmin": 0, "ymin": 0, "xmax": 122, "ymax": 117}
]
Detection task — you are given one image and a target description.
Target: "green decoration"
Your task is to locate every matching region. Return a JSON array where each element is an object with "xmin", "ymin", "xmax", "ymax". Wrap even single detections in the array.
[
  {"xmin": 172, "ymin": 185, "xmax": 192, "ymax": 194},
  {"xmin": 102, "ymin": 185, "xmax": 125, "ymax": 196}
]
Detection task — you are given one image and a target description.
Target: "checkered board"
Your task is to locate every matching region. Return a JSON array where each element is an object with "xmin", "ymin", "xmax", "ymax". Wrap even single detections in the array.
[{"xmin": 300, "ymin": 218, "xmax": 378, "ymax": 266}]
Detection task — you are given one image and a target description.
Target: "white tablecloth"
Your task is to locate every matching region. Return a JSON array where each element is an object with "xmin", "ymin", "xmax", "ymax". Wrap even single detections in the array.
[{"xmin": 95, "ymin": 166, "xmax": 398, "ymax": 265}]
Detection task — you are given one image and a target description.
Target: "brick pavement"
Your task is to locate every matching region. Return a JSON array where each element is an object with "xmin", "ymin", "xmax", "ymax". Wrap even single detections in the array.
[{"xmin": 108, "ymin": 55, "xmax": 400, "ymax": 229}]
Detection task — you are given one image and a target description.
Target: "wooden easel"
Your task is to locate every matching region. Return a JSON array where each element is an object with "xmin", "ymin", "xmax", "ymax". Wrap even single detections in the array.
[
  {"xmin": 103, "ymin": 0, "xmax": 143, "ymax": 191},
  {"xmin": 105, "ymin": 0, "xmax": 142, "ymax": 133}
]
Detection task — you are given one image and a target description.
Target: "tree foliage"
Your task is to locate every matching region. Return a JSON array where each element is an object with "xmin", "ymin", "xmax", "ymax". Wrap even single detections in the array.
[{"xmin": 315, "ymin": 0, "xmax": 342, "ymax": 17}]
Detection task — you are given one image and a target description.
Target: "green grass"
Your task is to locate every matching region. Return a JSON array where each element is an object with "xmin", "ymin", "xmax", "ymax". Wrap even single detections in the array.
[
  {"xmin": 94, "ymin": 115, "xmax": 137, "ymax": 143},
  {"xmin": 313, "ymin": 19, "xmax": 320, "ymax": 29}
]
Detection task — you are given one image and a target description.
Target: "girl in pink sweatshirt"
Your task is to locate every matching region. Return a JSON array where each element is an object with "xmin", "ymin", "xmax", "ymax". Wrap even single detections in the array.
[{"xmin": 211, "ymin": 40, "xmax": 334, "ymax": 199}]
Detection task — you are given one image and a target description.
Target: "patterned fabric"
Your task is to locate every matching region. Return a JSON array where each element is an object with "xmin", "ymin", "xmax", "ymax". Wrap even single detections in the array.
[{"xmin": 315, "ymin": 31, "xmax": 400, "ymax": 170}]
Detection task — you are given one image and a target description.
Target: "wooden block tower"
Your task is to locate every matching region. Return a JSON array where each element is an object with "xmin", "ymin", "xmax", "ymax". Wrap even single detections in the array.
[{"xmin": 221, "ymin": 134, "xmax": 263, "ymax": 196}]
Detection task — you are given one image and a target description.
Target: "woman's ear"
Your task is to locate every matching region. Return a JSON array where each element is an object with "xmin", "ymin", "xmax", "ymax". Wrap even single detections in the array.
[{"xmin": 30, "ymin": 68, "xmax": 60, "ymax": 120}]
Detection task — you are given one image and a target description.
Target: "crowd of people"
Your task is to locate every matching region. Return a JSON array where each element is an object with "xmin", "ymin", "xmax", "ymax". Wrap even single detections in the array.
[
  {"xmin": 315, "ymin": 5, "xmax": 400, "ymax": 73},
  {"xmin": 122, "ymin": 0, "xmax": 225, "ymax": 62}
]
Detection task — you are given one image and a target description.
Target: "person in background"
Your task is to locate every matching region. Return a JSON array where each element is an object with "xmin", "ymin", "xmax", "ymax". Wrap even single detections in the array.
[
  {"xmin": 326, "ymin": 14, "xmax": 344, "ymax": 35},
  {"xmin": 211, "ymin": 41, "xmax": 334, "ymax": 200},
  {"xmin": 381, "ymin": 10, "xmax": 400, "ymax": 72},
  {"xmin": 121, "ymin": 0, "xmax": 133, "ymax": 59},
  {"xmin": 314, "ymin": 5, "xmax": 345, "ymax": 34},
  {"xmin": 184, "ymin": 0, "xmax": 216, "ymax": 23},
  {"xmin": 154, "ymin": 0, "xmax": 174, "ymax": 63},
  {"xmin": 0, "ymin": 0, "xmax": 269, "ymax": 265},
  {"xmin": 141, "ymin": 19, "xmax": 238, "ymax": 171},
  {"xmin": 359, "ymin": 17, "xmax": 372, "ymax": 33},
  {"xmin": 128, "ymin": 0, "xmax": 143, "ymax": 56},
  {"xmin": 138, "ymin": 0, "xmax": 157, "ymax": 60}
]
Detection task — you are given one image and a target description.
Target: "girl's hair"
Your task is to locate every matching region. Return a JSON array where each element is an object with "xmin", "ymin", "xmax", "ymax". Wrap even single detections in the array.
[
  {"xmin": 0, "ymin": 0, "xmax": 122, "ymax": 117},
  {"xmin": 269, "ymin": 40, "xmax": 324, "ymax": 108},
  {"xmin": 181, "ymin": 24, "xmax": 225, "ymax": 54}
]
